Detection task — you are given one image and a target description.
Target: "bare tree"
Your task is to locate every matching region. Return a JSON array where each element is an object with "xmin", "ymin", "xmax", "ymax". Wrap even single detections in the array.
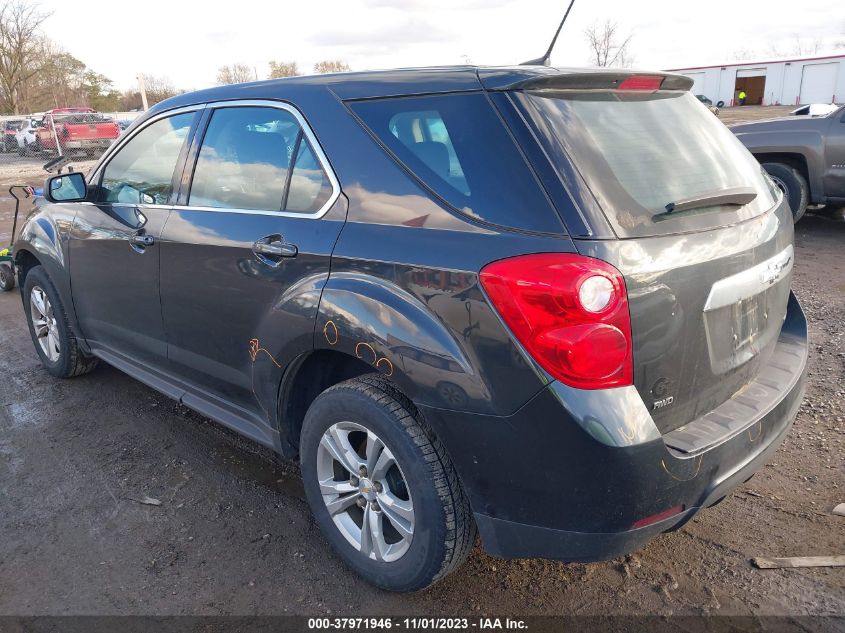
[
  {"xmin": 138, "ymin": 73, "xmax": 177, "ymax": 106},
  {"xmin": 731, "ymin": 48, "xmax": 758, "ymax": 62},
  {"xmin": 216, "ymin": 63, "xmax": 254, "ymax": 85},
  {"xmin": 768, "ymin": 35, "xmax": 824, "ymax": 58},
  {"xmin": 268, "ymin": 60, "xmax": 299, "ymax": 79},
  {"xmin": 313, "ymin": 60, "xmax": 351, "ymax": 74},
  {"xmin": 584, "ymin": 20, "xmax": 634, "ymax": 68},
  {"xmin": 0, "ymin": 1, "xmax": 51, "ymax": 113}
]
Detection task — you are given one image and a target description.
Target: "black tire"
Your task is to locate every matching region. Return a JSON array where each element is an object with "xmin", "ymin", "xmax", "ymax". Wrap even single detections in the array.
[
  {"xmin": 716, "ymin": 100, "xmax": 725, "ymax": 108},
  {"xmin": 300, "ymin": 374, "xmax": 475, "ymax": 592},
  {"xmin": 22, "ymin": 265, "xmax": 98, "ymax": 378},
  {"xmin": 0, "ymin": 262, "xmax": 14, "ymax": 291},
  {"xmin": 762, "ymin": 162, "xmax": 809, "ymax": 223}
]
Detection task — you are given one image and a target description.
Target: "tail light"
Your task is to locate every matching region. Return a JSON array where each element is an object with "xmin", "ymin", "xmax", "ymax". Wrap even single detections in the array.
[
  {"xmin": 618, "ymin": 75, "xmax": 664, "ymax": 91},
  {"xmin": 479, "ymin": 253, "xmax": 633, "ymax": 390}
]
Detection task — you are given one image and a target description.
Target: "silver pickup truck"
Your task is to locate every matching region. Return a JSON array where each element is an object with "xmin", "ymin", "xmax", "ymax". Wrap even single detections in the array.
[{"xmin": 731, "ymin": 104, "xmax": 845, "ymax": 222}]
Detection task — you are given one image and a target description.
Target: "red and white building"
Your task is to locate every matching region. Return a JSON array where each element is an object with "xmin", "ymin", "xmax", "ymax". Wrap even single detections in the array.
[{"xmin": 666, "ymin": 53, "xmax": 845, "ymax": 107}]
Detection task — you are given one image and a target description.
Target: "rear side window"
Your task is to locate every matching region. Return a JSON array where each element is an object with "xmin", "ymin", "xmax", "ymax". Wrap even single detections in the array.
[
  {"xmin": 287, "ymin": 138, "xmax": 334, "ymax": 214},
  {"xmin": 514, "ymin": 90, "xmax": 778, "ymax": 237},
  {"xmin": 349, "ymin": 93, "xmax": 563, "ymax": 234},
  {"xmin": 189, "ymin": 106, "xmax": 333, "ymax": 214}
]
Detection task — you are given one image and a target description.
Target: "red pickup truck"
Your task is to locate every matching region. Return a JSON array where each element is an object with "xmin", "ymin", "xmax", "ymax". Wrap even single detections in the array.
[{"xmin": 36, "ymin": 108, "xmax": 120, "ymax": 157}]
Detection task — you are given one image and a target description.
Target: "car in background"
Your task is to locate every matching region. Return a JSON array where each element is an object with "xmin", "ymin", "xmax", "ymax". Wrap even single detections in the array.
[
  {"xmin": 1, "ymin": 118, "xmax": 24, "ymax": 152},
  {"xmin": 732, "ymin": 103, "xmax": 845, "ymax": 221},
  {"xmin": 696, "ymin": 94, "xmax": 720, "ymax": 116},
  {"xmin": 791, "ymin": 103, "xmax": 838, "ymax": 117},
  {"xmin": 36, "ymin": 108, "xmax": 120, "ymax": 157},
  {"xmin": 14, "ymin": 67, "xmax": 806, "ymax": 592},
  {"xmin": 15, "ymin": 114, "xmax": 43, "ymax": 155}
]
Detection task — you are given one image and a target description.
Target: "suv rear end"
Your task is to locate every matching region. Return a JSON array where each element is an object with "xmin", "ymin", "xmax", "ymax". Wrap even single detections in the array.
[{"xmin": 335, "ymin": 67, "xmax": 806, "ymax": 563}]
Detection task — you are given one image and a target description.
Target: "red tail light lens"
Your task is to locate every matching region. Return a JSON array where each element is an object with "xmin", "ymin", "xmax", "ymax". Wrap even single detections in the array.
[
  {"xmin": 618, "ymin": 75, "xmax": 664, "ymax": 91},
  {"xmin": 479, "ymin": 253, "xmax": 633, "ymax": 390}
]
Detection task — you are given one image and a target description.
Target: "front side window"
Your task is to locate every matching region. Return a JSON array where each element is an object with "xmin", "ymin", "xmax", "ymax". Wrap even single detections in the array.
[
  {"xmin": 188, "ymin": 106, "xmax": 333, "ymax": 214},
  {"xmin": 100, "ymin": 112, "xmax": 195, "ymax": 205}
]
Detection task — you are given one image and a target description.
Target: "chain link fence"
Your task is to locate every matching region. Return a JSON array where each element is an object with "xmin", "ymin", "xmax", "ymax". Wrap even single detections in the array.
[{"xmin": 0, "ymin": 109, "xmax": 143, "ymax": 252}]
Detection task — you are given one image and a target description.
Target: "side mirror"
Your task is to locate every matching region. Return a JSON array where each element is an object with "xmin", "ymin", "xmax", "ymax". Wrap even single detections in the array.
[{"xmin": 45, "ymin": 172, "xmax": 87, "ymax": 203}]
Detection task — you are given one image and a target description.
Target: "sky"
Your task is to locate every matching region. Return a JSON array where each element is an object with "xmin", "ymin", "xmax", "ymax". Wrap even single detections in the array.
[{"xmin": 37, "ymin": 0, "xmax": 845, "ymax": 92}]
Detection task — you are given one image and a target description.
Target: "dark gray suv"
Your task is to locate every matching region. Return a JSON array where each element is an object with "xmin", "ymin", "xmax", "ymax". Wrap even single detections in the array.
[{"xmin": 14, "ymin": 66, "xmax": 807, "ymax": 591}]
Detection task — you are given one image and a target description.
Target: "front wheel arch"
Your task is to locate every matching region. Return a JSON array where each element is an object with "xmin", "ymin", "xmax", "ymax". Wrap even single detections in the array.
[
  {"xmin": 13, "ymin": 248, "xmax": 41, "ymax": 289},
  {"xmin": 761, "ymin": 161, "xmax": 809, "ymax": 222}
]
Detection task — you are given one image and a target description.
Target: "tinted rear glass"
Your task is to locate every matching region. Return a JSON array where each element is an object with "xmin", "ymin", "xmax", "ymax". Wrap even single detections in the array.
[
  {"xmin": 514, "ymin": 91, "xmax": 778, "ymax": 238},
  {"xmin": 349, "ymin": 93, "xmax": 563, "ymax": 234}
]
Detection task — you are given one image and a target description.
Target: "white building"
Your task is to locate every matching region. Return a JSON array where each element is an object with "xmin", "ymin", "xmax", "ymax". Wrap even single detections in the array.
[{"xmin": 666, "ymin": 53, "xmax": 845, "ymax": 107}]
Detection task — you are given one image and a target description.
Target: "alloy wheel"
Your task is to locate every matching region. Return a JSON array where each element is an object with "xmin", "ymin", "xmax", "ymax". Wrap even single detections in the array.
[
  {"xmin": 770, "ymin": 175, "xmax": 788, "ymax": 196},
  {"xmin": 30, "ymin": 286, "xmax": 61, "ymax": 362},
  {"xmin": 316, "ymin": 421, "xmax": 414, "ymax": 562}
]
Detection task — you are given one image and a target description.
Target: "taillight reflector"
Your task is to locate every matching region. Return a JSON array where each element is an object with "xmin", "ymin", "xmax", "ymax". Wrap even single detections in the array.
[
  {"xmin": 631, "ymin": 505, "xmax": 685, "ymax": 529},
  {"xmin": 479, "ymin": 253, "xmax": 633, "ymax": 390},
  {"xmin": 618, "ymin": 76, "xmax": 664, "ymax": 91}
]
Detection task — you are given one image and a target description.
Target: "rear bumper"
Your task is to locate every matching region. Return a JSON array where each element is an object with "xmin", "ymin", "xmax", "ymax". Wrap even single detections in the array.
[
  {"xmin": 62, "ymin": 139, "xmax": 115, "ymax": 149},
  {"xmin": 420, "ymin": 292, "xmax": 807, "ymax": 561},
  {"xmin": 473, "ymin": 406, "xmax": 795, "ymax": 561}
]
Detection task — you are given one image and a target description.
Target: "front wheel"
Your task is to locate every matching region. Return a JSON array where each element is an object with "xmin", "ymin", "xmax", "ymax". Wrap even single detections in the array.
[
  {"xmin": 762, "ymin": 162, "xmax": 809, "ymax": 223},
  {"xmin": 300, "ymin": 375, "xmax": 475, "ymax": 592},
  {"xmin": 22, "ymin": 265, "xmax": 98, "ymax": 378}
]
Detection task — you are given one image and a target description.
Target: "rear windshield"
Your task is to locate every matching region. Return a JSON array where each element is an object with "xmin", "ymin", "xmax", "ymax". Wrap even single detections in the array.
[
  {"xmin": 348, "ymin": 93, "xmax": 564, "ymax": 234},
  {"xmin": 513, "ymin": 90, "xmax": 778, "ymax": 238}
]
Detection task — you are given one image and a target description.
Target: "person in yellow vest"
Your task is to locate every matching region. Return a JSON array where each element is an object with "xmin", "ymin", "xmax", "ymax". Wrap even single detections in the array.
[{"xmin": 738, "ymin": 90, "xmax": 747, "ymax": 106}]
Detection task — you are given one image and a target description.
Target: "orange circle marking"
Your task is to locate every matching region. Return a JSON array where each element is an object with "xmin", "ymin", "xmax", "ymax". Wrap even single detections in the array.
[
  {"xmin": 323, "ymin": 321, "xmax": 339, "ymax": 346},
  {"xmin": 355, "ymin": 342, "xmax": 377, "ymax": 364},
  {"xmin": 375, "ymin": 357, "xmax": 394, "ymax": 377}
]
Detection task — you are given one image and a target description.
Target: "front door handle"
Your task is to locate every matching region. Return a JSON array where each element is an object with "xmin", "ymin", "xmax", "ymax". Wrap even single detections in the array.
[
  {"xmin": 252, "ymin": 236, "xmax": 298, "ymax": 259},
  {"xmin": 131, "ymin": 234, "xmax": 155, "ymax": 247}
]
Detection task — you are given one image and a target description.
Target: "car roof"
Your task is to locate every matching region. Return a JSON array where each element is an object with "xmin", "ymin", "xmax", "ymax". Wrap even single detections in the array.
[{"xmin": 149, "ymin": 65, "xmax": 693, "ymax": 114}]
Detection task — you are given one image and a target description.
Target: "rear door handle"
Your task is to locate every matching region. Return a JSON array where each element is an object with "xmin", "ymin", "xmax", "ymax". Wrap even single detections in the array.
[
  {"xmin": 130, "ymin": 234, "xmax": 155, "ymax": 247},
  {"xmin": 252, "ymin": 237, "xmax": 297, "ymax": 259}
]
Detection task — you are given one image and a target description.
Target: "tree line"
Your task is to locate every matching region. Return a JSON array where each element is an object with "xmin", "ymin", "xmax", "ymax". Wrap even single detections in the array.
[
  {"xmin": 217, "ymin": 60, "xmax": 352, "ymax": 84},
  {"xmin": 0, "ymin": 0, "xmax": 354, "ymax": 116},
  {"xmin": 0, "ymin": 1, "xmax": 143, "ymax": 114}
]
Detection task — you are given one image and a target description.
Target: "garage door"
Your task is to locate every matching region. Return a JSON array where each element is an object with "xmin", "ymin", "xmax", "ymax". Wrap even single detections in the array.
[
  {"xmin": 799, "ymin": 63, "xmax": 838, "ymax": 104},
  {"xmin": 684, "ymin": 72, "xmax": 705, "ymax": 95}
]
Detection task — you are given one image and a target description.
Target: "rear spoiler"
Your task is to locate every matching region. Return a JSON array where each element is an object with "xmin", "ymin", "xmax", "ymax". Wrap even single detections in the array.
[{"xmin": 478, "ymin": 68, "xmax": 694, "ymax": 92}]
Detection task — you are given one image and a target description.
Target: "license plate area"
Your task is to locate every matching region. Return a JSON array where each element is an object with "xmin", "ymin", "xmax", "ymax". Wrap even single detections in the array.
[{"xmin": 703, "ymin": 245, "xmax": 794, "ymax": 375}]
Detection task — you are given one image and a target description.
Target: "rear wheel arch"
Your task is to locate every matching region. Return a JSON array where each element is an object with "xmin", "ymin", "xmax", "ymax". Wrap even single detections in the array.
[{"xmin": 277, "ymin": 349, "xmax": 378, "ymax": 455}]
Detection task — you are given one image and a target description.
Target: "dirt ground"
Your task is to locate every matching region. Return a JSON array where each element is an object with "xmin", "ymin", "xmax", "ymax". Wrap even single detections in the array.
[{"xmin": 0, "ymin": 106, "xmax": 843, "ymax": 617}]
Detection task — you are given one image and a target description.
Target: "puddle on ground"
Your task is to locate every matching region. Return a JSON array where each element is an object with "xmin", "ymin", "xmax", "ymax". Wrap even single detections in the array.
[
  {"xmin": 211, "ymin": 444, "xmax": 305, "ymax": 500},
  {"xmin": 5, "ymin": 400, "xmax": 49, "ymax": 428}
]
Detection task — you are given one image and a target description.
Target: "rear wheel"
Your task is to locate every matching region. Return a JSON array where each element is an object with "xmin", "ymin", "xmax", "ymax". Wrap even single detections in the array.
[
  {"xmin": 300, "ymin": 374, "xmax": 475, "ymax": 592},
  {"xmin": 22, "ymin": 266, "xmax": 98, "ymax": 378},
  {"xmin": 762, "ymin": 162, "xmax": 808, "ymax": 223}
]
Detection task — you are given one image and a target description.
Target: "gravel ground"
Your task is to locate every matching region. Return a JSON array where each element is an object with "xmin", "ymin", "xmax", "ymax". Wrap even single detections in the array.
[{"xmin": 0, "ymin": 114, "xmax": 843, "ymax": 617}]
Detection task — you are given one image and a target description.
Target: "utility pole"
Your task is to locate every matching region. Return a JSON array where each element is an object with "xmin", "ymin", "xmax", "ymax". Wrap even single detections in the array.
[{"xmin": 137, "ymin": 74, "xmax": 149, "ymax": 110}]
